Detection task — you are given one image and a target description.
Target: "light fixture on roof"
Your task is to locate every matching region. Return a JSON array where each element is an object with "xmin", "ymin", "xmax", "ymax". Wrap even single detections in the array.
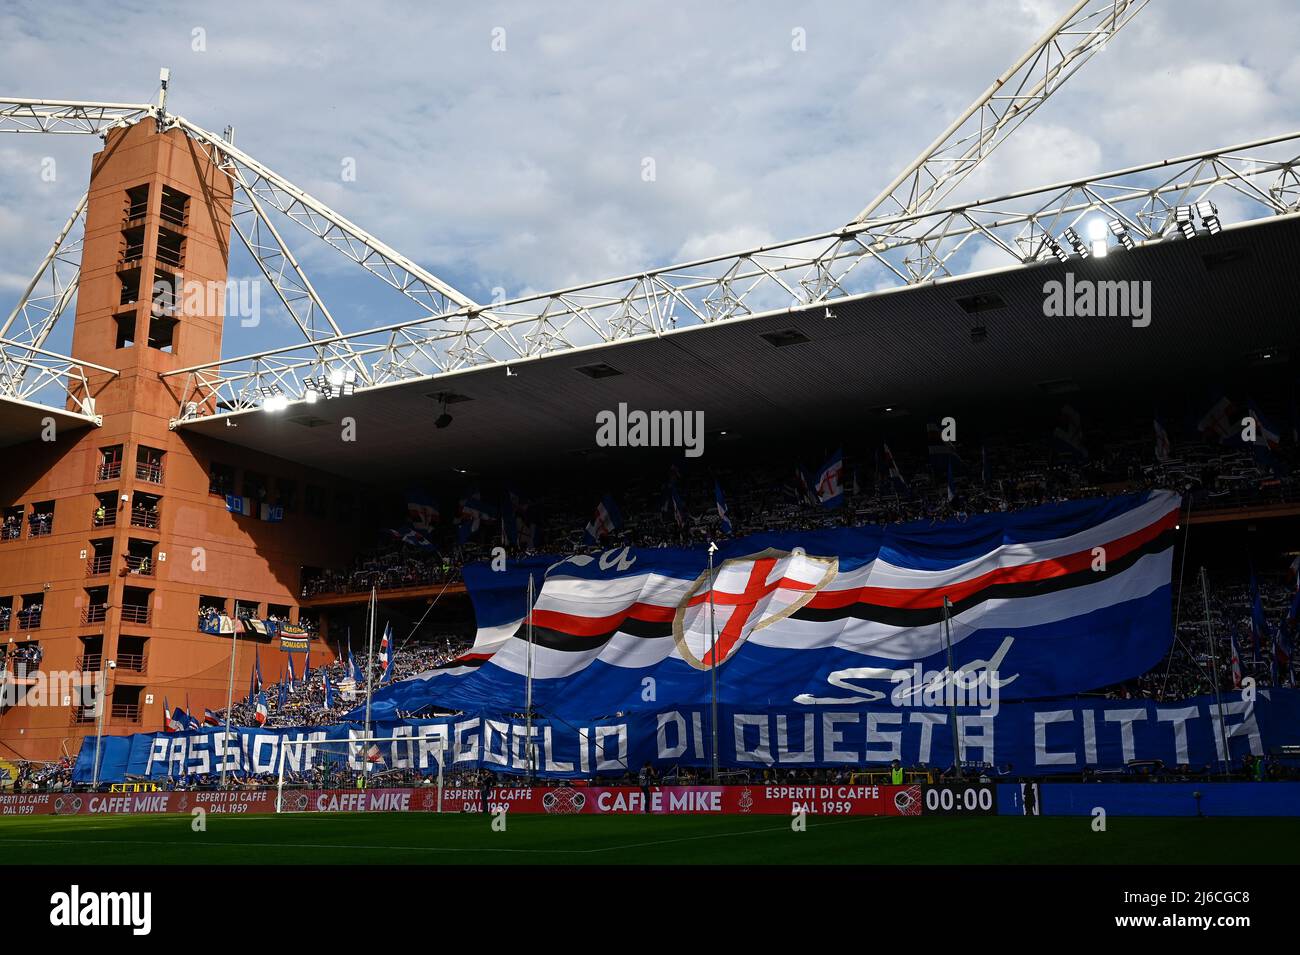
[
  {"xmin": 1062, "ymin": 227, "xmax": 1089, "ymax": 258},
  {"xmin": 1195, "ymin": 199, "xmax": 1222, "ymax": 234},
  {"xmin": 1174, "ymin": 205, "xmax": 1196, "ymax": 240},
  {"xmin": 435, "ymin": 397, "xmax": 453, "ymax": 430},
  {"xmin": 1086, "ymin": 218, "xmax": 1108, "ymax": 258},
  {"xmin": 1107, "ymin": 219, "xmax": 1136, "ymax": 251},
  {"xmin": 1046, "ymin": 236, "xmax": 1070, "ymax": 264},
  {"xmin": 259, "ymin": 385, "xmax": 288, "ymax": 412}
]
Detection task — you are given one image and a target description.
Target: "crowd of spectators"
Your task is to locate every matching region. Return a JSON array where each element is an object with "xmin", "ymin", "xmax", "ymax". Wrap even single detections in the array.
[
  {"xmin": 2, "ymin": 758, "xmax": 73, "ymax": 792},
  {"xmin": 300, "ymin": 409, "xmax": 1300, "ymax": 599}
]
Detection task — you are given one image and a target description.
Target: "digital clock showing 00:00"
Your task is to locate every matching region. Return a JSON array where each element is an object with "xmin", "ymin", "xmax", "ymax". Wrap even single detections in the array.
[{"xmin": 922, "ymin": 784, "xmax": 997, "ymax": 815}]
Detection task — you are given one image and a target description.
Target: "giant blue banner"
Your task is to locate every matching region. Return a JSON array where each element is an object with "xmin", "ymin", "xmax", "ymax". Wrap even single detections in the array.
[
  {"xmin": 75, "ymin": 688, "xmax": 1299, "ymax": 783},
  {"xmin": 363, "ymin": 491, "xmax": 1182, "ymax": 722}
]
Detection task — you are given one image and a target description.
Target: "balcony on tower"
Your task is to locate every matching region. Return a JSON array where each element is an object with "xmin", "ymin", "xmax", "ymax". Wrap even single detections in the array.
[
  {"xmin": 122, "ymin": 539, "xmax": 157, "ymax": 578},
  {"xmin": 92, "ymin": 491, "xmax": 118, "ymax": 528},
  {"xmin": 135, "ymin": 446, "xmax": 165, "ymax": 485},
  {"xmin": 27, "ymin": 500, "xmax": 55, "ymax": 538},
  {"xmin": 97, "ymin": 445, "xmax": 123, "ymax": 482},
  {"xmin": 17, "ymin": 593, "xmax": 44, "ymax": 631},
  {"xmin": 86, "ymin": 538, "xmax": 113, "ymax": 577},
  {"xmin": 120, "ymin": 586, "xmax": 152, "ymax": 626},
  {"xmin": 82, "ymin": 586, "xmax": 109, "ymax": 626},
  {"xmin": 130, "ymin": 491, "xmax": 161, "ymax": 530},
  {"xmin": 1, "ymin": 505, "xmax": 22, "ymax": 541}
]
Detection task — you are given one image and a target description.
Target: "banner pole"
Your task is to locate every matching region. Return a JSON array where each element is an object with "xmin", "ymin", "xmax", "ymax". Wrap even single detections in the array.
[
  {"xmin": 708, "ymin": 542, "xmax": 719, "ymax": 784},
  {"xmin": 219, "ymin": 619, "xmax": 238, "ymax": 789},
  {"xmin": 943, "ymin": 595, "xmax": 963, "ymax": 779},
  {"xmin": 525, "ymin": 574, "xmax": 535, "ymax": 783},
  {"xmin": 1199, "ymin": 567, "xmax": 1233, "ymax": 779},
  {"xmin": 363, "ymin": 586, "xmax": 376, "ymax": 784}
]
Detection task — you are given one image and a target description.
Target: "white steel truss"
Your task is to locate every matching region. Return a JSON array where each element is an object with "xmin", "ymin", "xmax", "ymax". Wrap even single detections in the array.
[
  {"xmin": 853, "ymin": 0, "xmax": 1150, "ymax": 225},
  {"xmin": 0, "ymin": 337, "xmax": 114, "ymax": 421},
  {"xmin": 174, "ymin": 118, "xmax": 480, "ymax": 318},
  {"xmin": 0, "ymin": 98, "xmax": 153, "ymax": 135},
  {"xmin": 160, "ymin": 130, "xmax": 1300, "ymax": 422}
]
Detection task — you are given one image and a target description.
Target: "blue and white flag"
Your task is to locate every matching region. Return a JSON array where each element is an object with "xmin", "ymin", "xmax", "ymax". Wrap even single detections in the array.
[
  {"xmin": 406, "ymin": 490, "xmax": 440, "ymax": 531},
  {"xmin": 375, "ymin": 491, "xmax": 1182, "ymax": 722},
  {"xmin": 322, "ymin": 671, "xmax": 335, "ymax": 710},
  {"xmin": 715, "ymin": 481, "xmax": 733, "ymax": 536},
  {"xmin": 585, "ymin": 496, "xmax": 623, "ymax": 542},
  {"xmin": 224, "ymin": 494, "xmax": 253, "ymax": 517},
  {"xmin": 815, "ymin": 450, "xmax": 844, "ymax": 509},
  {"xmin": 286, "ymin": 653, "xmax": 297, "ymax": 690},
  {"xmin": 254, "ymin": 692, "xmax": 268, "ymax": 726},
  {"xmin": 882, "ymin": 443, "xmax": 908, "ymax": 495},
  {"xmin": 379, "ymin": 623, "xmax": 396, "ymax": 684}
]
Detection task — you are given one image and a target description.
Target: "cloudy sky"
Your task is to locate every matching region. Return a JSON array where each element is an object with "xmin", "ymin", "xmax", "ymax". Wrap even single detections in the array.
[{"xmin": 2, "ymin": 0, "xmax": 1298, "ymax": 358}]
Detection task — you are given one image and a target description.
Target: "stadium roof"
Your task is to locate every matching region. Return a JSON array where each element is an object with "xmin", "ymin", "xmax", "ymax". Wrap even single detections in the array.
[
  {"xmin": 0, "ymin": 396, "xmax": 95, "ymax": 449},
  {"xmin": 177, "ymin": 213, "xmax": 1300, "ymax": 483}
]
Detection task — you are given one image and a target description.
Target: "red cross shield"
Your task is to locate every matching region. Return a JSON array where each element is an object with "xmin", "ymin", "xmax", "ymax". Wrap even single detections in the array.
[{"xmin": 672, "ymin": 548, "xmax": 838, "ymax": 670}]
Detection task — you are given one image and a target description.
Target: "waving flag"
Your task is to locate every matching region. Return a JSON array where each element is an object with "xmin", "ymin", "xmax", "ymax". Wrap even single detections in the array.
[
  {"xmin": 665, "ymin": 483, "xmax": 688, "ymax": 529},
  {"xmin": 1246, "ymin": 401, "xmax": 1282, "ymax": 450},
  {"xmin": 585, "ymin": 496, "xmax": 623, "ymax": 543},
  {"xmin": 406, "ymin": 490, "xmax": 440, "ymax": 531},
  {"xmin": 286, "ymin": 653, "xmax": 297, "ymax": 691},
  {"xmin": 365, "ymin": 491, "xmax": 1182, "ymax": 722},
  {"xmin": 815, "ymin": 449, "xmax": 844, "ymax": 509},
  {"xmin": 163, "ymin": 697, "xmax": 181, "ymax": 733},
  {"xmin": 882, "ymin": 443, "xmax": 908, "ymax": 495},
  {"xmin": 715, "ymin": 481, "xmax": 732, "ymax": 535},
  {"xmin": 254, "ymin": 692, "xmax": 268, "ymax": 726},
  {"xmin": 379, "ymin": 623, "xmax": 396, "ymax": 684},
  {"xmin": 1052, "ymin": 405, "xmax": 1088, "ymax": 461},
  {"xmin": 1229, "ymin": 621, "xmax": 1244, "ymax": 689},
  {"xmin": 1153, "ymin": 417, "xmax": 1171, "ymax": 463},
  {"xmin": 1197, "ymin": 395, "xmax": 1235, "ymax": 443},
  {"xmin": 323, "ymin": 671, "xmax": 335, "ymax": 709},
  {"xmin": 277, "ymin": 676, "xmax": 288, "ymax": 710},
  {"xmin": 203, "ymin": 708, "xmax": 221, "ymax": 726}
]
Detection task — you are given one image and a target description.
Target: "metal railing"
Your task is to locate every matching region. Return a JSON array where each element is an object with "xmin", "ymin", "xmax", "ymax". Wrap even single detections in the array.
[
  {"xmin": 85, "ymin": 555, "xmax": 111, "ymax": 576},
  {"xmin": 134, "ymin": 463, "xmax": 164, "ymax": 484},
  {"xmin": 91, "ymin": 511, "xmax": 116, "ymax": 528},
  {"xmin": 82, "ymin": 605, "xmax": 108, "ymax": 625},
  {"xmin": 123, "ymin": 555, "xmax": 154, "ymax": 576},
  {"xmin": 97, "ymin": 461, "xmax": 122, "ymax": 481},
  {"xmin": 120, "ymin": 604, "xmax": 150, "ymax": 625},
  {"xmin": 129, "ymin": 508, "xmax": 159, "ymax": 529},
  {"xmin": 116, "ymin": 652, "xmax": 147, "ymax": 672},
  {"xmin": 76, "ymin": 653, "xmax": 101, "ymax": 672},
  {"xmin": 111, "ymin": 703, "xmax": 141, "ymax": 723}
]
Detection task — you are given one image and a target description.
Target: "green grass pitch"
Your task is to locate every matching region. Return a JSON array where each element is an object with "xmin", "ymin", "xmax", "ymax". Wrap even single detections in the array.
[{"xmin": 3, "ymin": 813, "xmax": 1299, "ymax": 864}]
